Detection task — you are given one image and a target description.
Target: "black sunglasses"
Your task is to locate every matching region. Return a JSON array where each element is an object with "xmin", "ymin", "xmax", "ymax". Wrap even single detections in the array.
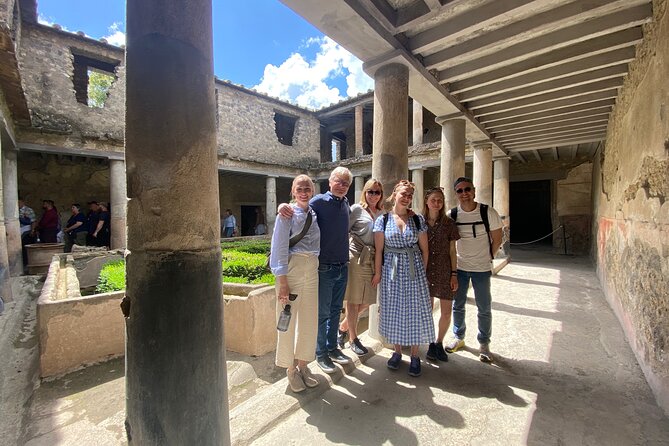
[
  {"xmin": 366, "ymin": 190, "xmax": 381, "ymax": 195},
  {"xmin": 456, "ymin": 187, "xmax": 473, "ymax": 194}
]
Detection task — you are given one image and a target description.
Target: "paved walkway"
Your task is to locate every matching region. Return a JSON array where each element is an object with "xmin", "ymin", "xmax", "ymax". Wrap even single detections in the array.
[
  {"xmin": 8, "ymin": 248, "xmax": 669, "ymax": 445},
  {"xmin": 239, "ymin": 249, "xmax": 669, "ymax": 445}
]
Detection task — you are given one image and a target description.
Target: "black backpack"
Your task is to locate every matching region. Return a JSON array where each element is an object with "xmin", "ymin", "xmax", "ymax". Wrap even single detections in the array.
[{"xmin": 449, "ymin": 203, "xmax": 493, "ymax": 259}]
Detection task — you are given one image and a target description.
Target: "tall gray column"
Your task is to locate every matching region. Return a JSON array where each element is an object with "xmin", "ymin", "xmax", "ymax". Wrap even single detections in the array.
[
  {"xmin": 109, "ymin": 159, "xmax": 127, "ymax": 249},
  {"xmin": 125, "ymin": 1, "xmax": 229, "ymax": 444},
  {"xmin": 0, "ymin": 139, "xmax": 13, "ymax": 302},
  {"xmin": 494, "ymin": 158, "xmax": 511, "ymax": 255},
  {"xmin": 354, "ymin": 176, "xmax": 365, "ymax": 204},
  {"xmin": 474, "ymin": 143, "xmax": 493, "ymax": 205},
  {"xmin": 266, "ymin": 176, "xmax": 277, "ymax": 234},
  {"xmin": 371, "ymin": 63, "xmax": 409, "ymax": 201},
  {"xmin": 436, "ymin": 117, "xmax": 465, "ymax": 209},
  {"xmin": 412, "ymin": 99, "xmax": 423, "ymax": 146},
  {"xmin": 411, "ymin": 168, "xmax": 424, "ymax": 212},
  {"xmin": 2, "ymin": 149, "xmax": 21, "ymax": 275},
  {"xmin": 355, "ymin": 105, "xmax": 364, "ymax": 157}
]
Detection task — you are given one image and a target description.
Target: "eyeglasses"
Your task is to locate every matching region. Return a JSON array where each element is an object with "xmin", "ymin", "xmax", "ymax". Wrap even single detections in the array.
[
  {"xmin": 456, "ymin": 187, "xmax": 473, "ymax": 194},
  {"xmin": 366, "ymin": 190, "xmax": 381, "ymax": 195}
]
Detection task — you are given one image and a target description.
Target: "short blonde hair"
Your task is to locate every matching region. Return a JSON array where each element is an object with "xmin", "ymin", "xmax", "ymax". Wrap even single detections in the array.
[{"xmin": 360, "ymin": 178, "xmax": 384, "ymax": 211}]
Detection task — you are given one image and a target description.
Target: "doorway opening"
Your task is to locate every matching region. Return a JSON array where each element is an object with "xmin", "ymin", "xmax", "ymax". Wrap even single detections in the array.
[{"xmin": 509, "ymin": 180, "xmax": 552, "ymax": 245}]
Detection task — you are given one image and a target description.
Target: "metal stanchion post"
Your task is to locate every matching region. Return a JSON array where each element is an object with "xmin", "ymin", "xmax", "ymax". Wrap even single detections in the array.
[{"xmin": 562, "ymin": 225, "xmax": 567, "ymax": 255}]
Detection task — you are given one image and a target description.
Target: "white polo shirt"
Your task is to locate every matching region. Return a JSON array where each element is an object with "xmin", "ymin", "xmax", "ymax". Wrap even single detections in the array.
[{"xmin": 454, "ymin": 203, "xmax": 502, "ymax": 272}]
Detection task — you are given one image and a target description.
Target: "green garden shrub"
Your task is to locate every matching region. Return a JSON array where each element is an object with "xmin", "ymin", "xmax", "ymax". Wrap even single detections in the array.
[{"xmin": 96, "ymin": 260, "xmax": 126, "ymax": 293}]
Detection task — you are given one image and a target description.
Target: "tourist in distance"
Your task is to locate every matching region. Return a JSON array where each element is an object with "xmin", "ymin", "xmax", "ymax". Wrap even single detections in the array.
[
  {"xmin": 63, "ymin": 203, "xmax": 88, "ymax": 252},
  {"xmin": 423, "ymin": 187, "xmax": 460, "ymax": 362},
  {"xmin": 278, "ymin": 166, "xmax": 353, "ymax": 374},
  {"xmin": 222, "ymin": 209, "xmax": 236, "ymax": 238},
  {"xmin": 372, "ymin": 180, "xmax": 434, "ymax": 377},
  {"xmin": 35, "ymin": 199, "xmax": 59, "ymax": 243},
  {"xmin": 337, "ymin": 178, "xmax": 385, "ymax": 356},
  {"xmin": 85, "ymin": 201, "xmax": 100, "ymax": 246},
  {"xmin": 445, "ymin": 177, "xmax": 503, "ymax": 363},
  {"xmin": 268, "ymin": 174, "xmax": 321, "ymax": 393},
  {"xmin": 92, "ymin": 202, "xmax": 111, "ymax": 247}
]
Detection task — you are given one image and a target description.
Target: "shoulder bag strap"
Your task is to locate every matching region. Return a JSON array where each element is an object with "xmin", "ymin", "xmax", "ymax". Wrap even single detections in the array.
[{"xmin": 288, "ymin": 209, "xmax": 313, "ymax": 248}]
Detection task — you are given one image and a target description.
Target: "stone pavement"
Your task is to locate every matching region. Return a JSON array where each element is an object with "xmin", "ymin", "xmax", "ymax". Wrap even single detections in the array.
[
  {"xmin": 236, "ymin": 249, "xmax": 669, "ymax": 445},
  {"xmin": 7, "ymin": 248, "xmax": 669, "ymax": 445}
]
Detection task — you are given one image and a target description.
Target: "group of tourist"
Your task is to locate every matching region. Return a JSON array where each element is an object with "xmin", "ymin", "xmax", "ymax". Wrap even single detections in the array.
[
  {"xmin": 19, "ymin": 198, "xmax": 111, "ymax": 254},
  {"xmin": 269, "ymin": 167, "xmax": 503, "ymax": 393}
]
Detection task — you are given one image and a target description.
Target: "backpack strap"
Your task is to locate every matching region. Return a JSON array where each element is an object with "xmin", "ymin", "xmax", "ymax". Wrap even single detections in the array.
[
  {"xmin": 449, "ymin": 206, "xmax": 458, "ymax": 222},
  {"xmin": 383, "ymin": 213, "xmax": 389, "ymax": 230},
  {"xmin": 451, "ymin": 204, "xmax": 494, "ymax": 259},
  {"xmin": 480, "ymin": 203, "xmax": 490, "ymax": 235},
  {"xmin": 383, "ymin": 213, "xmax": 422, "ymax": 231}
]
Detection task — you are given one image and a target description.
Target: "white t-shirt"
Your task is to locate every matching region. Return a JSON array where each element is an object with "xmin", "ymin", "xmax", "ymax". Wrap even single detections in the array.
[{"xmin": 454, "ymin": 203, "xmax": 502, "ymax": 272}]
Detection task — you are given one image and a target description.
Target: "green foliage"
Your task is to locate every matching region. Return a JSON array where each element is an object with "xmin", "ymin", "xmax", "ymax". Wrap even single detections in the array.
[
  {"xmin": 94, "ymin": 242, "xmax": 275, "ymax": 292},
  {"xmin": 96, "ymin": 260, "xmax": 126, "ymax": 293},
  {"xmin": 222, "ymin": 250, "xmax": 270, "ymax": 281},
  {"xmin": 88, "ymin": 70, "xmax": 115, "ymax": 108}
]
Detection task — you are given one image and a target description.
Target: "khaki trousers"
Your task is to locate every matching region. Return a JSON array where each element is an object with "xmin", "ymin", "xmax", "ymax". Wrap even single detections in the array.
[{"xmin": 275, "ymin": 254, "xmax": 319, "ymax": 368}]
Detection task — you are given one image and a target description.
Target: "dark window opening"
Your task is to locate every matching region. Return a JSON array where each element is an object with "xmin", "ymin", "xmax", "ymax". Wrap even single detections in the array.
[
  {"xmin": 332, "ymin": 131, "xmax": 347, "ymax": 160},
  {"xmin": 274, "ymin": 112, "xmax": 297, "ymax": 146},
  {"xmin": 72, "ymin": 52, "xmax": 119, "ymax": 108}
]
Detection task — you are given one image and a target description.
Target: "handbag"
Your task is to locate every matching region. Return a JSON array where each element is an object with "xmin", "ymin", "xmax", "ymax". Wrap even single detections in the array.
[{"xmin": 266, "ymin": 209, "xmax": 313, "ymax": 268}]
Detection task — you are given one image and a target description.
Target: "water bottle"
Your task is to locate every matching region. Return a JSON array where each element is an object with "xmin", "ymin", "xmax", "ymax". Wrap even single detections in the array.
[
  {"xmin": 277, "ymin": 293, "xmax": 297, "ymax": 332},
  {"xmin": 277, "ymin": 304, "xmax": 292, "ymax": 332}
]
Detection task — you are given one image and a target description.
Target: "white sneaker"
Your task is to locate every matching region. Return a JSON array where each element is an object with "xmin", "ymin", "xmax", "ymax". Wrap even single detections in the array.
[
  {"xmin": 287, "ymin": 368, "xmax": 306, "ymax": 393},
  {"xmin": 299, "ymin": 366, "xmax": 319, "ymax": 388}
]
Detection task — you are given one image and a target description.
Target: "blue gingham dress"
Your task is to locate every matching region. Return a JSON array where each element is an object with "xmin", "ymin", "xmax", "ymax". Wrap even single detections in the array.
[{"xmin": 373, "ymin": 213, "xmax": 435, "ymax": 345}]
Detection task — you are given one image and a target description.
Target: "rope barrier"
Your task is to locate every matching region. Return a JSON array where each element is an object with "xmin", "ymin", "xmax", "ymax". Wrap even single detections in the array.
[{"xmin": 509, "ymin": 225, "xmax": 565, "ymax": 246}]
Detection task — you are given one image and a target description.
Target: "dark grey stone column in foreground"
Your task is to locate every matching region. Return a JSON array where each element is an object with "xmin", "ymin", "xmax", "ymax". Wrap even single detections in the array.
[
  {"xmin": 0, "ymin": 138, "xmax": 13, "ymax": 302},
  {"xmin": 2, "ymin": 148, "xmax": 22, "ymax": 275},
  {"xmin": 125, "ymin": 1, "xmax": 229, "ymax": 444},
  {"xmin": 371, "ymin": 63, "xmax": 409, "ymax": 198}
]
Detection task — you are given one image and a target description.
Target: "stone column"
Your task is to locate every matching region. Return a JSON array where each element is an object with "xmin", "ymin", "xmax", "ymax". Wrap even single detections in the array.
[
  {"xmin": 371, "ymin": 63, "xmax": 409, "ymax": 202},
  {"xmin": 411, "ymin": 168, "xmax": 424, "ymax": 212},
  {"xmin": 109, "ymin": 159, "xmax": 127, "ymax": 249},
  {"xmin": 436, "ymin": 117, "xmax": 465, "ymax": 209},
  {"xmin": 355, "ymin": 105, "xmax": 364, "ymax": 157},
  {"xmin": 412, "ymin": 99, "xmax": 423, "ymax": 146},
  {"xmin": 266, "ymin": 176, "xmax": 277, "ymax": 234},
  {"xmin": 2, "ymin": 149, "xmax": 22, "ymax": 275},
  {"xmin": 0, "ymin": 139, "xmax": 13, "ymax": 302},
  {"xmin": 370, "ymin": 63, "xmax": 408, "ymax": 341},
  {"xmin": 494, "ymin": 158, "xmax": 511, "ymax": 255},
  {"xmin": 354, "ymin": 176, "xmax": 365, "ymax": 204},
  {"xmin": 473, "ymin": 143, "xmax": 493, "ymax": 205},
  {"xmin": 125, "ymin": 1, "xmax": 229, "ymax": 444}
]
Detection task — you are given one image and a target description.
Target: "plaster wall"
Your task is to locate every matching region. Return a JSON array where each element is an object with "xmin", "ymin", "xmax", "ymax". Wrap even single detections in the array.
[
  {"xmin": 555, "ymin": 162, "xmax": 592, "ymax": 254},
  {"xmin": 215, "ymin": 83, "xmax": 320, "ymax": 166},
  {"xmin": 17, "ymin": 23, "xmax": 125, "ymax": 151},
  {"xmin": 593, "ymin": 0, "xmax": 669, "ymax": 415}
]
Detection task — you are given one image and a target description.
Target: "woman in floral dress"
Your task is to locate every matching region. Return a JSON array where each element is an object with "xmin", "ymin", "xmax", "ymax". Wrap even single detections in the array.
[
  {"xmin": 423, "ymin": 187, "xmax": 460, "ymax": 362},
  {"xmin": 372, "ymin": 180, "xmax": 434, "ymax": 377}
]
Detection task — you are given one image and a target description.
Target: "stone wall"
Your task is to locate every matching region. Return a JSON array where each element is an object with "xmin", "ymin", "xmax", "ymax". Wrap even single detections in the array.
[
  {"xmin": 555, "ymin": 163, "xmax": 592, "ymax": 254},
  {"xmin": 17, "ymin": 23, "xmax": 125, "ymax": 152},
  {"xmin": 593, "ymin": 0, "xmax": 669, "ymax": 415},
  {"xmin": 215, "ymin": 82, "xmax": 320, "ymax": 166},
  {"xmin": 17, "ymin": 151, "xmax": 110, "ymax": 224}
]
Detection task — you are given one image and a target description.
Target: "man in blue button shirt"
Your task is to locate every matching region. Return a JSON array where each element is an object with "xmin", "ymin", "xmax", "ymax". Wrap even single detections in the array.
[{"xmin": 279, "ymin": 167, "xmax": 353, "ymax": 373}]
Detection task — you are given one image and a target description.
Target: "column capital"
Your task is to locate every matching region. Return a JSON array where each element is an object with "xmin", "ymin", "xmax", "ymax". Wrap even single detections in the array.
[
  {"xmin": 435, "ymin": 114, "xmax": 464, "ymax": 126},
  {"xmin": 472, "ymin": 140, "xmax": 493, "ymax": 150}
]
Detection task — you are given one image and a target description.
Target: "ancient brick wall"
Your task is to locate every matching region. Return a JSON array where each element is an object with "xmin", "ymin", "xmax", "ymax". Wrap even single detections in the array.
[
  {"xmin": 593, "ymin": 0, "xmax": 669, "ymax": 415},
  {"xmin": 17, "ymin": 23, "xmax": 125, "ymax": 152},
  {"xmin": 554, "ymin": 163, "xmax": 592, "ymax": 254},
  {"xmin": 215, "ymin": 82, "xmax": 320, "ymax": 167}
]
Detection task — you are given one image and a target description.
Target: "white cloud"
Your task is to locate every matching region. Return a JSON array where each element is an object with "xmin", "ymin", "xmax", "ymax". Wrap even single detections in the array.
[
  {"xmin": 254, "ymin": 37, "xmax": 373, "ymax": 110},
  {"xmin": 103, "ymin": 22, "xmax": 126, "ymax": 47}
]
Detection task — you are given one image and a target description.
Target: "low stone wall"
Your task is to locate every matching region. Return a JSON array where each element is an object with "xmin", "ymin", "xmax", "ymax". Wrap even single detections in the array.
[
  {"xmin": 38, "ymin": 254, "xmax": 277, "ymax": 377},
  {"xmin": 37, "ymin": 252, "xmax": 126, "ymax": 378}
]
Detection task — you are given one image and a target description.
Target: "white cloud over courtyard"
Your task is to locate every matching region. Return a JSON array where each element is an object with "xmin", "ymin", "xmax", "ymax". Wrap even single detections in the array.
[{"xmin": 253, "ymin": 37, "xmax": 373, "ymax": 110}]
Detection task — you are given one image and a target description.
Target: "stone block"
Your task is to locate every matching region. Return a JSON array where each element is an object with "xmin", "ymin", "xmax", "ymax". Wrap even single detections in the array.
[{"xmin": 223, "ymin": 285, "xmax": 277, "ymax": 357}]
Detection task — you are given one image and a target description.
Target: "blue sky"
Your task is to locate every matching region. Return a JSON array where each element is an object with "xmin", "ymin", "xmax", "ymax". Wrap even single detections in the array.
[{"xmin": 36, "ymin": 0, "xmax": 372, "ymax": 109}]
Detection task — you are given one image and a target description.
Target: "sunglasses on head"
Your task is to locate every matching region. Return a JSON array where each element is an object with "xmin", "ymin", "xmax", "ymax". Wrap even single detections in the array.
[
  {"xmin": 366, "ymin": 190, "xmax": 381, "ymax": 195},
  {"xmin": 456, "ymin": 187, "xmax": 473, "ymax": 194}
]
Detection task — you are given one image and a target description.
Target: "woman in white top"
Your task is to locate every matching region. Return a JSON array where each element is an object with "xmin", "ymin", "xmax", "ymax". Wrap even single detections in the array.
[
  {"xmin": 269, "ymin": 174, "xmax": 321, "ymax": 393},
  {"xmin": 338, "ymin": 179, "xmax": 384, "ymax": 356}
]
